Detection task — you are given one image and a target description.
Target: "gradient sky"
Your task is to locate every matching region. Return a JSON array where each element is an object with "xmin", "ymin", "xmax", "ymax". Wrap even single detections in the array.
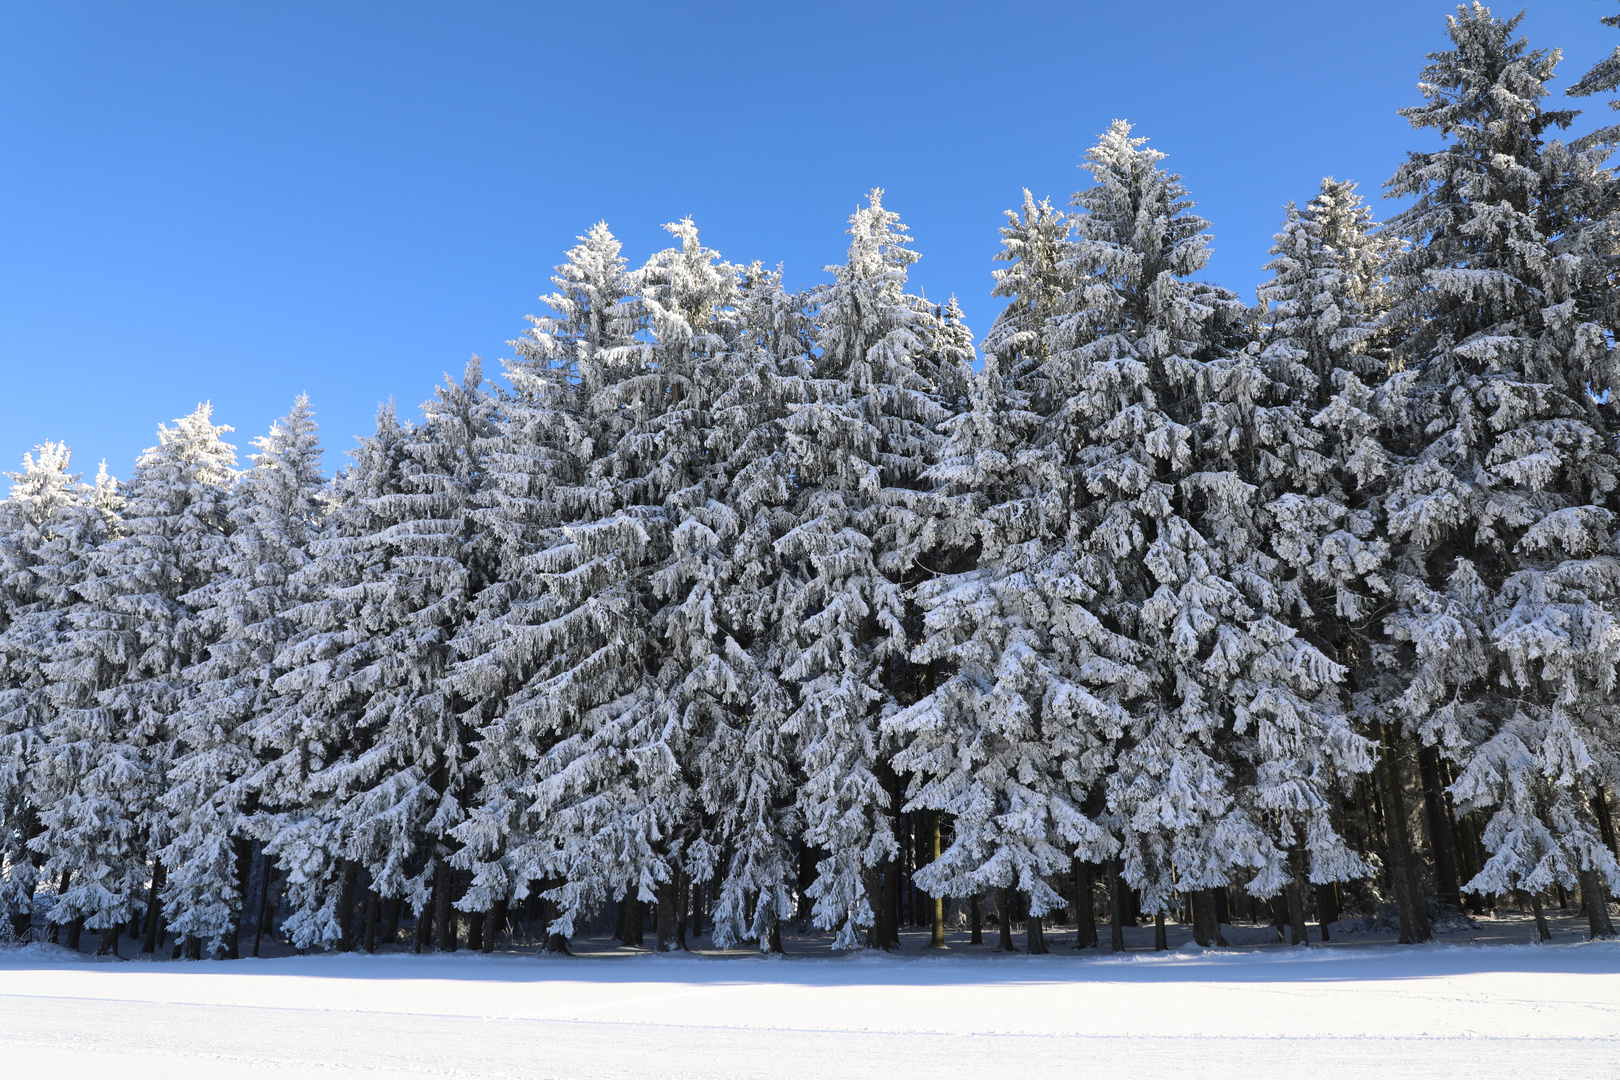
[{"xmin": 1, "ymin": 1, "xmax": 1615, "ymax": 480}]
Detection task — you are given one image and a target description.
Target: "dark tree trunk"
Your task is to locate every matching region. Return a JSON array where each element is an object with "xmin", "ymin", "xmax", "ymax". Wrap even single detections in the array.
[
  {"xmin": 338, "ymin": 859, "xmax": 358, "ymax": 952},
  {"xmin": 995, "ymin": 887, "xmax": 1016, "ymax": 952},
  {"xmin": 488, "ymin": 899, "xmax": 507, "ymax": 952},
  {"xmin": 1073, "ymin": 860, "xmax": 1096, "ymax": 949},
  {"xmin": 380, "ymin": 896, "xmax": 400, "ymax": 949},
  {"xmin": 141, "ymin": 860, "xmax": 166, "ymax": 954},
  {"xmin": 466, "ymin": 903, "xmax": 483, "ymax": 952},
  {"xmin": 1285, "ymin": 846, "xmax": 1310, "ymax": 946},
  {"xmin": 1026, "ymin": 908, "xmax": 1048, "ymax": 955},
  {"xmin": 1192, "ymin": 890, "xmax": 1225, "ymax": 947},
  {"xmin": 884, "ymin": 857, "xmax": 901, "ymax": 948},
  {"xmin": 656, "ymin": 876, "xmax": 683, "ymax": 952},
  {"xmin": 1153, "ymin": 910, "xmax": 1167, "ymax": 951},
  {"xmin": 363, "ymin": 891, "xmax": 380, "ymax": 953},
  {"xmin": 1376, "ymin": 726, "xmax": 1432, "ymax": 943},
  {"xmin": 96, "ymin": 923, "xmax": 119, "ymax": 957},
  {"xmin": 623, "ymin": 892, "xmax": 644, "ymax": 947},
  {"xmin": 1528, "ymin": 890, "xmax": 1551, "ymax": 942},
  {"xmin": 1580, "ymin": 870, "xmax": 1616, "ymax": 939},
  {"xmin": 1418, "ymin": 744, "xmax": 1463, "ymax": 909},
  {"xmin": 65, "ymin": 916, "xmax": 82, "ymax": 952},
  {"xmin": 1316, "ymin": 882, "xmax": 1339, "ymax": 941},
  {"xmin": 252, "ymin": 853, "xmax": 274, "ymax": 958},
  {"xmin": 184, "ymin": 935, "xmax": 202, "ymax": 960},
  {"xmin": 675, "ymin": 872, "xmax": 689, "ymax": 950},
  {"xmin": 433, "ymin": 855, "xmax": 456, "ymax": 952},
  {"xmin": 969, "ymin": 894, "xmax": 982, "ymax": 945},
  {"xmin": 689, "ymin": 877, "xmax": 703, "ymax": 940},
  {"xmin": 1108, "ymin": 860, "xmax": 1126, "ymax": 952}
]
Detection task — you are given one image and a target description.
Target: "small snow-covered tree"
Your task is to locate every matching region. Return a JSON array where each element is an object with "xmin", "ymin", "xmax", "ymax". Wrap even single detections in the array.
[
  {"xmin": 161, "ymin": 397, "xmax": 324, "ymax": 956},
  {"xmin": 1380, "ymin": 4, "xmax": 1620, "ymax": 938}
]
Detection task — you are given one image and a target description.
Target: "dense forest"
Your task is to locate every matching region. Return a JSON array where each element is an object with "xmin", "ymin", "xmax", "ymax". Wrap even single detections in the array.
[{"xmin": 4, "ymin": 3, "xmax": 1620, "ymax": 959}]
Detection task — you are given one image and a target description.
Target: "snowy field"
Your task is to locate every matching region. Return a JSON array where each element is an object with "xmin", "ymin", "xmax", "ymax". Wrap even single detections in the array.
[{"xmin": 3, "ymin": 922, "xmax": 1618, "ymax": 1079}]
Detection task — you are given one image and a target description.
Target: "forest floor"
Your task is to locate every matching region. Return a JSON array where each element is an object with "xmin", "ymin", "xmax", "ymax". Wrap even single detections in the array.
[{"xmin": 1, "ymin": 912, "xmax": 1616, "ymax": 1078}]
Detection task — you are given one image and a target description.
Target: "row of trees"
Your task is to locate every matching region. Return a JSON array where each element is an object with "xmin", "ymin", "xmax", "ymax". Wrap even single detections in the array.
[{"xmin": 4, "ymin": 3, "xmax": 1620, "ymax": 958}]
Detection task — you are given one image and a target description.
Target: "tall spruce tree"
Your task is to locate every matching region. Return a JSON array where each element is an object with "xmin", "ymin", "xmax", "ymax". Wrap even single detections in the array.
[
  {"xmin": 0, "ymin": 446, "xmax": 117, "ymax": 935},
  {"xmin": 777, "ymin": 190, "xmax": 958, "ymax": 949},
  {"xmin": 161, "ymin": 398, "xmax": 325, "ymax": 956},
  {"xmin": 1381, "ymin": 3, "xmax": 1620, "ymax": 939},
  {"xmin": 34, "ymin": 406, "xmax": 235, "ymax": 952}
]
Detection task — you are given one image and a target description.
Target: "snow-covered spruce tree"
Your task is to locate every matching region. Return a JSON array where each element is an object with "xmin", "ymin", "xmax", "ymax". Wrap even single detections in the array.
[
  {"xmin": 295, "ymin": 362, "xmax": 497, "ymax": 954},
  {"xmin": 1252, "ymin": 179, "xmax": 1396, "ymax": 940},
  {"xmin": 675, "ymin": 265, "xmax": 816, "ymax": 952},
  {"xmin": 250, "ymin": 404, "xmax": 415, "ymax": 951},
  {"xmin": 1032, "ymin": 121, "xmax": 1360, "ymax": 947},
  {"xmin": 160, "ymin": 397, "xmax": 324, "ymax": 957},
  {"xmin": 445, "ymin": 223, "xmax": 638, "ymax": 947},
  {"xmin": 0, "ymin": 446, "xmax": 116, "ymax": 935},
  {"xmin": 34, "ymin": 406, "xmax": 235, "ymax": 955},
  {"xmin": 1380, "ymin": 4, "xmax": 1620, "ymax": 939},
  {"xmin": 500, "ymin": 221, "xmax": 764, "ymax": 952},
  {"xmin": 888, "ymin": 190, "xmax": 1120, "ymax": 956},
  {"xmin": 777, "ymin": 190, "xmax": 960, "ymax": 949}
]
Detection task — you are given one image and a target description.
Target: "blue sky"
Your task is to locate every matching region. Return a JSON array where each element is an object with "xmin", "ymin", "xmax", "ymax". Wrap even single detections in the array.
[{"xmin": 1, "ymin": 1, "xmax": 1614, "ymax": 479}]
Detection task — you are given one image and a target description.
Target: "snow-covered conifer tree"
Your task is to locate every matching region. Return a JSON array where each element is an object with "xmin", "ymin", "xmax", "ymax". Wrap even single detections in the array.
[
  {"xmin": 33, "ymin": 406, "xmax": 235, "ymax": 952},
  {"xmin": 160, "ymin": 397, "xmax": 324, "ymax": 956},
  {"xmin": 1381, "ymin": 4, "xmax": 1620, "ymax": 938},
  {"xmin": 889, "ymin": 191, "xmax": 1121, "ymax": 954},
  {"xmin": 778, "ymin": 190, "xmax": 958, "ymax": 948},
  {"xmin": 0, "ymin": 446, "xmax": 116, "ymax": 934}
]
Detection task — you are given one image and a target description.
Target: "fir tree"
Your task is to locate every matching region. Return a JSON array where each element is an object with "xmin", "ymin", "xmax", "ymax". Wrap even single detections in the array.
[
  {"xmin": 160, "ymin": 397, "xmax": 325, "ymax": 956},
  {"xmin": 1381, "ymin": 3, "xmax": 1620, "ymax": 939}
]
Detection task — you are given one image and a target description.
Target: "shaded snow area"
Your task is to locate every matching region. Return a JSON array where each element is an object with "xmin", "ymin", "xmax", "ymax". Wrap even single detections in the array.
[{"xmin": 2, "ymin": 935, "xmax": 1617, "ymax": 1079}]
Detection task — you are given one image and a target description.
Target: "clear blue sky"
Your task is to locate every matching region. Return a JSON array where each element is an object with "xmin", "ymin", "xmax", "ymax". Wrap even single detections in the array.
[{"xmin": 1, "ymin": 1, "xmax": 1614, "ymax": 479}]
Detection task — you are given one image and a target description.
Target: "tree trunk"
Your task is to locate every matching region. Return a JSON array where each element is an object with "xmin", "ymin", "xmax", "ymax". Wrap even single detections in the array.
[
  {"xmin": 1376, "ymin": 726, "xmax": 1432, "ymax": 943},
  {"xmin": 928, "ymin": 812, "xmax": 945, "ymax": 948},
  {"xmin": 883, "ymin": 857, "xmax": 901, "ymax": 948},
  {"xmin": 252, "ymin": 854, "xmax": 274, "ymax": 958},
  {"xmin": 1528, "ymin": 890, "xmax": 1551, "ymax": 942},
  {"xmin": 1580, "ymin": 870, "xmax": 1616, "ymax": 939},
  {"xmin": 363, "ymin": 891, "xmax": 380, "ymax": 953},
  {"xmin": 466, "ymin": 902, "xmax": 483, "ymax": 952},
  {"xmin": 675, "ymin": 872, "xmax": 689, "ymax": 951},
  {"xmin": 996, "ymin": 887, "xmax": 1016, "ymax": 952},
  {"xmin": 1316, "ymin": 882, "xmax": 1339, "ymax": 941},
  {"xmin": 542, "ymin": 893, "xmax": 570, "ymax": 953},
  {"xmin": 488, "ymin": 899, "xmax": 507, "ymax": 952},
  {"xmin": 65, "ymin": 916, "xmax": 82, "ymax": 952},
  {"xmin": 689, "ymin": 877, "xmax": 703, "ymax": 940},
  {"xmin": 623, "ymin": 892, "xmax": 643, "ymax": 947},
  {"xmin": 141, "ymin": 860, "xmax": 166, "ymax": 954},
  {"xmin": 433, "ymin": 855, "xmax": 456, "ymax": 952},
  {"xmin": 1418, "ymin": 744, "xmax": 1464, "ymax": 909},
  {"xmin": 183, "ymin": 934, "xmax": 202, "ymax": 960},
  {"xmin": 1153, "ymin": 910, "xmax": 1167, "ymax": 951},
  {"xmin": 1026, "ymin": 908, "xmax": 1048, "ymax": 954},
  {"xmin": 223, "ymin": 837, "xmax": 254, "ymax": 960},
  {"xmin": 380, "ymin": 896, "xmax": 400, "ymax": 949},
  {"xmin": 1285, "ymin": 846, "xmax": 1310, "ymax": 946},
  {"xmin": 969, "ymin": 894, "xmax": 982, "ymax": 945},
  {"xmin": 1074, "ymin": 860, "xmax": 1097, "ymax": 949},
  {"xmin": 1192, "ymin": 890, "xmax": 1225, "ymax": 947},
  {"xmin": 1108, "ymin": 860, "xmax": 1126, "ymax": 952},
  {"xmin": 656, "ymin": 876, "xmax": 683, "ymax": 952},
  {"xmin": 338, "ymin": 859, "xmax": 358, "ymax": 952}
]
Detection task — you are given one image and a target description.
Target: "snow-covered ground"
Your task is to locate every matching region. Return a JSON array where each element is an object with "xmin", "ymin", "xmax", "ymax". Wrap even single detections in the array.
[{"xmin": 3, "ymin": 923, "xmax": 1618, "ymax": 1079}]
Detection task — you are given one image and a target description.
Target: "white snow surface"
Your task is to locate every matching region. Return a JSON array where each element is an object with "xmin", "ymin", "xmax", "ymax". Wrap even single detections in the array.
[{"xmin": 2, "ymin": 940, "xmax": 1616, "ymax": 1078}]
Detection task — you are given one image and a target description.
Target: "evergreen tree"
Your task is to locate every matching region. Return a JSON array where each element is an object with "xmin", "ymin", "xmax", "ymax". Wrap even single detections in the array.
[
  {"xmin": 1381, "ymin": 3, "xmax": 1620, "ymax": 939},
  {"xmin": 160, "ymin": 397, "xmax": 325, "ymax": 956},
  {"xmin": 0, "ymin": 446, "xmax": 117, "ymax": 934},
  {"xmin": 34, "ymin": 406, "xmax": 235, "ymax": 951},
  {"xmin": 778, "ymin": 190, "xmax": 957, "ymax": 948}
]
